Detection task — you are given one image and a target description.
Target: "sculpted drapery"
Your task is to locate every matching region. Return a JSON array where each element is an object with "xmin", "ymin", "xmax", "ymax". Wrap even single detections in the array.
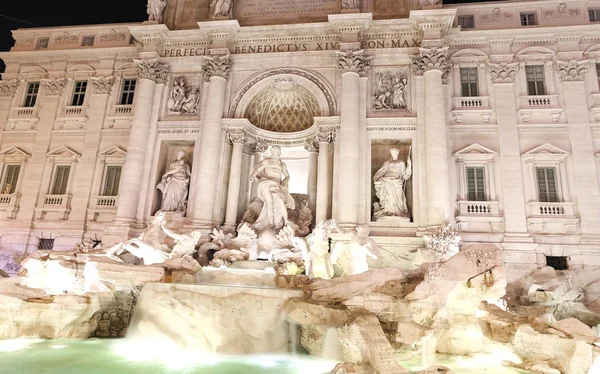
[
  {"xmin": 373, "ymin": 147, "xmax": 412, "ymax": 220},
  {"xmin": 156, "ymin": 150, "xmax": 191, "ymax": 213}
]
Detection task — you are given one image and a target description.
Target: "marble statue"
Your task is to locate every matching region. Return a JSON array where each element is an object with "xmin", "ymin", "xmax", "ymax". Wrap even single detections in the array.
[
  {"xmin": 161, "ymin": 225, "xmax": 202, "ymax": 258},
  {"xmin": 341, "ymin": 0, "xmax": 359, "ymax": 10},
  {"xmin": 167, "ymin": 78, "xmax": 186, "ymax": 113},
  {"xmin": 181, "ymin": 88, "xmax": 200, "ymax": 114},
  {"xmin": 198, "ymin": 223, "xmax": 258, "ymax": 266},
  {"xmin": 147, "ymin": 0, "xmax": 167, "ymax": 23},
  {"xmin": 211, "ymin": 0, "xmax": 233, "ymax": 17},
  {"xmin": 372, "ymin": 71, "xmax": 408, "ymax": 111},
  {"xmin": 156, "ymin": 150, "xmax": 191, "ymax": 213},
  {"xmin": 242, "ymin": 145, "xmax": 295, "ymax": 232},
  {"xmin": 330, "ymin": 222, "xmax": 379, "ymax": 276},
  {"xmin": 373, "ymin": 147, "xmax": 412, "ymax": 221},
  {"xmin": 418, "ymin": 0, "xmax": 439, "ymax": 8},
  {"xmin": 278, "ymin": 220, "xmax": 334, "ymax": 279}
]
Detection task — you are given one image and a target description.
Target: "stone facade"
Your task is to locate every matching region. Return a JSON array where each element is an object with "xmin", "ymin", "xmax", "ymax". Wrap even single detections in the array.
[{"xmin": 1, "ymin": 0, "xmax": 600, "ymax": 282}]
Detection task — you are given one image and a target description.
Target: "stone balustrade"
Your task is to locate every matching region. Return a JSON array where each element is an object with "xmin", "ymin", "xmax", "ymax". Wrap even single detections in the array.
[
  {"xmin": 527, "ymin": 201, "xmax": 575, "ymax": 217},
  {"xmin": 457, "ymin": 200, "xmax": 500, "ymax": 216},
  {"xmin": 108, "ymin": 104, "xmax": 133, "ymax": 118},
  {"xmin": 452, "ymin": 96, "xmax": 489, "ymax": 110}
]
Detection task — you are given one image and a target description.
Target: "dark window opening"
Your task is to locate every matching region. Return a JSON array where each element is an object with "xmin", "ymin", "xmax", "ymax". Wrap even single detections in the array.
[
  {"xmin": 546, "ymin": 256, "xmax": 568, "ymax": 270},
  {"xmin": 38, "ymin": 238, "xmax": 55, "ymax": 250}
]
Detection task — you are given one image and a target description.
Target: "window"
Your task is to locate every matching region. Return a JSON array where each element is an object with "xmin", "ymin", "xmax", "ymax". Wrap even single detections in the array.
[
  {"xmin": 536, "ymin": 167, "xmax": 558, "ymax": 202},
  {"xmin": 525, "ymin": 66, "xmax": 546, "ymax": 96},
  {"xmin": 590, "ymin": 9, "xmax": 600, "ymax": 22},
  {"xmin": 102, "ymin": 166, "xmax": 122, "ymax": 196},
  {"xmin": 466, "ymin": 167, "xmax": 486, "ymax": 201},
  {"xmin": 71, "ymin": 81, "xmax": 87, "ymax": 106},
  {"xmin": 23, "ymin": 82, "xmax": 40, "ymax": 107},
  {"xmin": 38, "ymin": 238, "xmax": 55, "ymax": 250},
  {"xmin": 36, "ymin": 37, "xmax": 49, "ymax": 49},
  {"xmin": 1, "ymin": 165, "xmax": 20, "ymax": 194},
  {"xmin": 119, "ymin": 79, "xmax": 136, "ymax": 105},
  {"xmin": 460, "ymin": 67, "xmax": 479, "ymax": 97},
  {"xmin": 458, "ymin": 15, "xmax": 475, "ymax": 29},
  {"xmin": 51, "ymin": 165, "xmax": 71, "ymax": 195},
  {"xmin": 546, "ymin": 256, "xmax": 568, "ymax": 270},
  {"xmin": 81, "ymin": 36, "xmax": 95, "ymax": 46},
  {"xmin": 520, "ymin": 12, "xmax": 537, "ymax": 26}
]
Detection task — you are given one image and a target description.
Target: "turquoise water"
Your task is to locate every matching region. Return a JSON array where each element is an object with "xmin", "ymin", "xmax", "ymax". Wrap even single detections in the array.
[{"xmin": 0, "ymin": 339, "xmax": 532, "ymax": 374}]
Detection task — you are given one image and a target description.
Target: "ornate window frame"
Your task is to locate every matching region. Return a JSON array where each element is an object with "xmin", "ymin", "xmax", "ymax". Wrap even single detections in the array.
[
  {"xmin": 35, "ymin": 146, "xmax": 80, "ymax": 220},
  {"xmin": 453, "ymin": 143, "xmax": 503, "ymax": 232},
  {"xmin": 87, "ymin": 146, "xmax": 126, "ymax": 221},
  {"xmin": 449, "ymin": 49, "xmax": 492, "ymax": 123},
  {"xmin": 0, "ymin": 147, "xmax": 30, "ymax": 219},
  {"xmin": 521, "ymin": 143, "xmax": 578, "ymax": 234}
]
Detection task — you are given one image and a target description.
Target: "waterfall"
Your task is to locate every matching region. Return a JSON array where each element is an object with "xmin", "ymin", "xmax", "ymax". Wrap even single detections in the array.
[{"xmin": 321, "ymin": 327, "xmax": 342, "ymax": 361}]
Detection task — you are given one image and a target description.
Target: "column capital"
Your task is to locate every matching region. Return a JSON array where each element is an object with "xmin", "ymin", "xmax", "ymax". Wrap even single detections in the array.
[
  {"xmin": 0, "ymin": 79, "xmax": 19, "ymax": 97},
  {"xmin": 225, "ymin": 130, "xmax": 245, "ymax": 144},
  {"xmin": 203, "ymin": 55, "xmax": 231, "ymax": 81},
  {"xmin": 487, "ymin": 62, "xmax": 519, "ymax": 84},
  {"xmin": 253, "ymin": 142, "xmax": 268, "ymax": 153},
  {"xmin": 134, "ymin": 59, "xmax": 169, "ymax": 84},
  {"xmin": 411, "ymin": 47, "xmax": 450, "ymax": 77},
  {"xmin": 317, "ymin": 129, "xmax": 336, "ymax": 143},
  {"xmin": 304, "ymin": 138, "xmax": 318, "ymax": 152},
  {"xmin": 557, "ymin": 60, "xmax": 588, "ymax": 82},
  {"xmin": 336, "ymin": 50, "xmax": 371, "ymax": 77},
  {"xmin": 40, "ymin": 78, "xmax": 68, "ymax": 96},
  {"xmin": 90, "ymin": 76, "xmax": 114, "ymax": 95}
]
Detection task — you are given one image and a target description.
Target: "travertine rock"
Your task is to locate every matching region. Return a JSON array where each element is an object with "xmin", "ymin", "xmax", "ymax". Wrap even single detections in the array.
[
  {"xmin": 435, "ymin": 322, "xmax": 484, "ymax": 355},
  {"xmin": 284, "ymin": 299, "xmax": 349, "ymax": 327},
  {"xmin": 420, "ymin": 366, "xmax": 455, "ymax": 374},
  {"xmin": 551, "ymin": 317, "xmax": 598, "ymax": 344},
  {"xmin": 512, "ymin": 325, "xmax": 593, "ymax": 374},
  {"xmin": 0, "ymin": 269, "xmax": 8, "ymax": 277},
  {"xmin": 127, "ymin": 282, "xmax": 304, "ymax": 353}
]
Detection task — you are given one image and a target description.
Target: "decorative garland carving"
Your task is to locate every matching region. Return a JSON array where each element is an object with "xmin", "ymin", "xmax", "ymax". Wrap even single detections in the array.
[
  {"xmin": 134, "ymin": 59, "xmax": 169, "ymax": 84},
  {"xmin": 226, "ymin": 130, "xmax": 245, "ymax": 144},
  {"xmin": 100, "ymin": 29, "xmax": 127, "ymax": 42},
  {"xmin": 556, "ymin": 60, "xmax": 587, "ymax": 82},
  {"xmin": 0, "ymin": 80, "xmax": 19, "ymax": 97},
  {"xmin": 488, "ymin": 62, "xmax": 519, "ymax": 84},
  {"xmin": 411, "ymin": 47, "xmax": 450, "ymax": 77},
  {"xmin": 480, "ymin": 8, "xmax": 513, "ymax": 23},
  {"xmin": 41, "ymin": 78, "xmax": 68, "ymax": 96},
  {"xmin": 90, "ymin": 76, "xmax": 114, "ymax": 94},
  {"xmin": 202, "ymin": 55, "xmax": 231, "ymax": 80},
  {"xmin": 335, "ymin": 50, "xmax": 371, "ymax": 77},
  {"xmin": 54, "ymin": 32, "xmax": 78, "ymax": 44}
]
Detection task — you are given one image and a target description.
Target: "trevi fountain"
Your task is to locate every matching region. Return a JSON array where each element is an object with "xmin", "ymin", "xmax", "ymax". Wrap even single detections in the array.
[{"xmin": 3, "ymin": 0, "xmax": 600, "ymax": 373}]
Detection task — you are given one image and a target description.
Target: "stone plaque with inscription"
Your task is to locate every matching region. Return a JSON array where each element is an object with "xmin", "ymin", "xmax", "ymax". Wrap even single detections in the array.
[{"xmin": 236, "ymin": 0, "xmax": 339, "ymax": 25}]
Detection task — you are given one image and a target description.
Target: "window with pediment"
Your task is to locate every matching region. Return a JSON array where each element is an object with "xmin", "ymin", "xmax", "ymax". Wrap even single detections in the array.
[{"xmin": 0, "ymin": 147, "xmax": 30, "ymax": 219}]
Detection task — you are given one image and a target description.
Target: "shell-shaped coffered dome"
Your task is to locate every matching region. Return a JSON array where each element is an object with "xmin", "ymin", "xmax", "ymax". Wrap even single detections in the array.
[{"xmin": 245, "ymin": 79, "xmax": 320, "ymax": 133}]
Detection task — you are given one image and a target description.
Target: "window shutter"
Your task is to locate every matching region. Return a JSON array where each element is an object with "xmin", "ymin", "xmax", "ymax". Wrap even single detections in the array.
[
  {"xmin": 52, "ymin": 166, "xmax": 70, "ymax": 195},
  {"xmin": 2, "ymin": 165, "xmax": 21, "ymax": 194}
]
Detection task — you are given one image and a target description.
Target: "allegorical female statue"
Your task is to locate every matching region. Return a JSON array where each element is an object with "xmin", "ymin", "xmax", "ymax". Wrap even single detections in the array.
[
  {"xmin": 156, "ymin": 150, "xmax": 191, "ymax": 213},
  {"xmin": 373, "ymin": 147, "xmax": 412, "ymax": 220},
  {"xmin": 147, "ymin": 0, "xmax": 167, "ymax": 23},
  {"xmin": 243, "ymin": 145, "xmax": 295, "ymax": 232}
]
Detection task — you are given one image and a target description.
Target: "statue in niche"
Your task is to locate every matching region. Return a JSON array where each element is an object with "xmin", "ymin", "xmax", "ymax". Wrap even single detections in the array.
[
  {"xmin": 156, "ymin": 150, "xmax": 191, "ymax": 213},
  {"xmin": 147, "ymin": 0, "xmax": 167, "ymax": 23},
  {"xmin": 242, "ymin": 145, "xmax": 295, "ymax": 232},
  {"xmin": 373, "ymin": 147, "xmax": 412, "ymax": 220},
  {"xmin": 373, "ymin": 71, "xmax": 408, "ymax": 111},
  {"xmin": 211, "ymin": 0, "xmax": 233, "ymax": 17},
  {"xmin": 342, "ymin": 0, "xmax": 359, "ymax": 10},
  {"xmin": 167, "ymin": 78, "xmax": 200, "ymax": 115},
  {"xmin": 419, "ymin": 0, "xmax": 439, "ymax": 9}
]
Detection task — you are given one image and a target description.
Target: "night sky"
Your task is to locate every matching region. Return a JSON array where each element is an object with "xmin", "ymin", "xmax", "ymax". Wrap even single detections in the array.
[{"xmin": 0, "ymin": 0, "xmax": 496, "ymax": 74}]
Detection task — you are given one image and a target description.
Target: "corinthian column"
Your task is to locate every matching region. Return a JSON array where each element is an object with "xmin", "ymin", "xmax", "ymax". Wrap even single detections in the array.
[
  {"xmin": 316, "ymin": 130, "xmax": 335, "ymax": 223},
  {"xmin": 305, "ymin": 139, "xmax": 319, "ymax": 217},
  {"xmin": 224, "ymin": 131, "xmax": 245, "ymax": 229},
  {"xmin": 411, "ymin": 48, "xmax": 451, "ymax": 226},
  {"xmin": 334, "ymin": 50, "xmax": 370, "ymax": 226},
  {"xmin": 189, "ymin": 55, "xmax": 231, "ymax": 226},
  {"xmin": 558, "ymin": 60, "xmax": 600, "ymax": 235},
  {"xmin": 115, "ymin": 59, "xmax": 168, "ymax": 223}
]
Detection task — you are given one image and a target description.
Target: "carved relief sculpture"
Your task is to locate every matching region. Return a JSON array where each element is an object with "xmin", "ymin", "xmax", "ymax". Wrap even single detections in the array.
[
  {"xmin": 211, "ymin": 0, "xmax": 233, "ymax": 18},
  {"xmin": 331, "ymin": 221, "xmax": 379, "ymax": 276},
  {"xmin": 54, "ymin": 32, "xmax": 78, "ymax": 44},
  {"xmin": 480, "ymin": 7, "xmax": 513, "ymax": 22},
  {"xmin": 167, "ymin": 77, "xmax": 200, "ymax": 114},
  {"xmin": 557, "ymin": 60, "xmax": 587, "ymax": 82},
  {"xmin": 372, "ymin": 71, "xmax": 408, "ymax": 111},
  {"xmin": 341, "ymin": 0, "xmax": 360, "ymax": 10},
  {"xmin": 242, "ymin": 145, "xmax": 295, "ymax": 232},
  {"xmin": 156, "ymin": 150, "xmax": 191, "ymax": 213},
  {"xmin": 134, "ymin": 59, "xmax": 169, "ymax": 84},
  {"xmin": 373, "ymin": 147, "xmax": 412, "ymax": 221},
  {"xmin": 147, "ymin": 0, "xmax": 168, "ymax": 23},
  {"xmin": 0, "ymin": 80, "xmax": 19, "ymax": 97},
  {"xmin": 418, "ymin": 0, "xmax": 440, "ymax": 9},
  {"xmin": 488, "ymin": 62, "xmax": 519, "ymax": 84},
  {"xmin": 336, "ymin": 50, "xmax": 371, "ymax": 76},
  {"xmin": 90, "ymin": 76, "xmax": 114, "ymax": 95},
  {"xmin": 100, "ymin": 29, "xmax": 127, "ymax": 42},
  {"xmin": 40, "ymin": 78, "xmax": 68, "ymax": 96},
  {"xmin": 411, "ymin": 47, "xmax": 450, "ymax": 77},
  {"xmin": 544, "ymin": 3, "xmax": 580, "ymax": 20}
]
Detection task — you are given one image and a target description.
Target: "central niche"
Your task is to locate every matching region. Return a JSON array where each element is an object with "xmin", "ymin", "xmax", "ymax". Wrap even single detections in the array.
[{"xmin": 244, "ymin": 78, "xmax": 320, "ymax": 133}]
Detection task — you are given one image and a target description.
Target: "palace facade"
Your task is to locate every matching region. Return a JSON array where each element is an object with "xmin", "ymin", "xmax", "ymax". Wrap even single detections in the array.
[{"xmin": 1, "ymin": 0, "xmax": 600, "ymax": 282}]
